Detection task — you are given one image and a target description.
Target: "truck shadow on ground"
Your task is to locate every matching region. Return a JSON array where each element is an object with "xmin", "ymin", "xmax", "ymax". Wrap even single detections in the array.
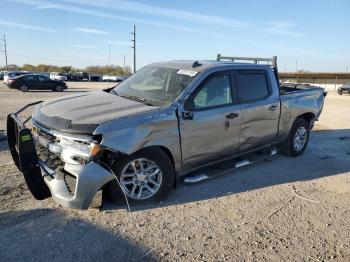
[
  {"xmin": 0, "ymin": 209, "xmax": 155, "ymax": 262},
  {"xmin": 103, "ymin": 128, "xmax": 350, "ymax": 211}
]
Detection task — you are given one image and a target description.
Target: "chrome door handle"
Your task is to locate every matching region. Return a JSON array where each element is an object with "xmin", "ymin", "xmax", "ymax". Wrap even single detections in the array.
[
  {"xmin": 268, "ymin": 105, "xmax": 278, "ymax": 111},
  {"xmin": 182, "ymin": 111, "xmax": 193, "ymax": 120}
]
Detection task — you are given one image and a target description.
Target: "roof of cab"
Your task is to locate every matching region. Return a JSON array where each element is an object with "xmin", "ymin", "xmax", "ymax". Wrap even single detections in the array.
[{"xmin": 150, "ymin": 60, "xmax": 272, "ymax": 72}]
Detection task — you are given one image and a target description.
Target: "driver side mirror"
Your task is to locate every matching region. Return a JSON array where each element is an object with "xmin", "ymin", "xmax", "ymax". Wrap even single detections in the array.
[
  {"xmin": 183, "ymin": 100, "xmax": 194, "ymax": 120},
  {"xmin": 184, "ymin": 100, "xmax": 195, "ymax": 111}
]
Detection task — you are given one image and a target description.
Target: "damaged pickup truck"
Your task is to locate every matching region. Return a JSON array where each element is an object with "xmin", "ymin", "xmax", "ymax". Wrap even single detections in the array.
[{"xmin": 7, "ymin": 55, "xmax": 325, "ymax": 209}]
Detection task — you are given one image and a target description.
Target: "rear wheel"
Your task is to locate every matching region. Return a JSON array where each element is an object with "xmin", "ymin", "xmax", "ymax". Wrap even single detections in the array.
[
  {"xmin": 280, "ymin": 118, "xmax": 310, "ymax": 157},
  {"xmin": 20, "ymin": 84, "xmax": 28, "ymax": 92},
  {"xmin": 106, "ymin": 147, "xmax": 174, "ymax": 205}
]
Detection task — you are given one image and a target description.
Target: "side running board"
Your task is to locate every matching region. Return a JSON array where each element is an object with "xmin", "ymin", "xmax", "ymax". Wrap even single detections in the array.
[{"xmin": 183, "ymin": 148, "xmax": 278, "ymax": 184}]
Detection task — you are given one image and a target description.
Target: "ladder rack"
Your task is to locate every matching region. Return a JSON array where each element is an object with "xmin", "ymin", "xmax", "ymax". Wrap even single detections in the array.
[{"xmin": 216, "ymin": 54, "xmax": 278, "ymax": 68}]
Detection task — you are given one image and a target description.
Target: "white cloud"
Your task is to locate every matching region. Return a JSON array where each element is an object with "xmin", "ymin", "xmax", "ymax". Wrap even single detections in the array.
[
  {"xmin": 75, "ymin": 27, "xmax": 110, "ymax": 35},
  {"xmin": 9, "ymin": 0, "xmax": 303, "ymax": 39},
  {"xmin": 61, "ymin": 0, "xmax": 252, "ymax": 29},
  {"xmin": 72, "ymin": 44, "xmax": 98, "ymax": 49},
  {"xmin": 10, "ymin": 0, "xmax": 201, "ymax": 32},
  {"xmin": 264, "ymin": 21, "xmax": 303, "ymax": 37},
  {"xmin": 32, "ymin": 4, "xmax": 59, "ymax": 9},
  {"xmin": 0, "ymin": 19, "xmax": 58, "ymax": 32}
]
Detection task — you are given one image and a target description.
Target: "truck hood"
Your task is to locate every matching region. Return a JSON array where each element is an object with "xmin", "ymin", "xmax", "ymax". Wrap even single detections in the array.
[{"xmin": 33, "ymin": 91, "xmax": 158, "ymax": 134}]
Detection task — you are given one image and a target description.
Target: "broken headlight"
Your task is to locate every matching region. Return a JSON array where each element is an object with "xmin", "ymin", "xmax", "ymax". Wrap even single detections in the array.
[{"xmin": 60, "ymin": 138, "xmax": 101, "ymax": 164}]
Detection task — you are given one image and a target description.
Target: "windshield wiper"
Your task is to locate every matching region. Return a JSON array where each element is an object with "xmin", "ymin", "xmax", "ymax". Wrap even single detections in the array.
[{"xmin": 119, "ymin": 94, "xmax": 154, "ymax": 106}]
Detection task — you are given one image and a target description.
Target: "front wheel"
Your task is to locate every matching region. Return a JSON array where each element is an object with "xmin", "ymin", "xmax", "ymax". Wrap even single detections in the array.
[
  {"xmin": 280, "ymin": 118, "xmax": 310, "ymax": 157},
  {"xmin": 106, "ymin": 147, "xmax": 174, "ymax": 205}
]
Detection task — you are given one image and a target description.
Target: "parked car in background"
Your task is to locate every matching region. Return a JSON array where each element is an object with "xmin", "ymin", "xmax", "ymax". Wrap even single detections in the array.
[
  {"xmin": 0, "ymin": 72, "xmax": 4, "ymax": 80},
  {"xmin": 89, "ymin": 73, "xmax": 102, "ymax": 82},
  {"xmin": 7, "ymin": 74, "xmax": 67, "ymax": 92},
  {"xmin": 337, "ymin": 82, "xmax": 350, "ymax": 95},
  {"xmin": 4, "ymin": 71, "xmax": 31, "ymax": 85},
  {"xmin": 50, "ymin": 72, "xmax": 68, "ymax": 81}
]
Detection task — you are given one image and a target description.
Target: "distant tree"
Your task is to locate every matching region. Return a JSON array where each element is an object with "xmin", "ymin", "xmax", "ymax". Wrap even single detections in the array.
[
  {"xmin": 296, "ymin": 69, "xmax": 311, "ymax": 73},
  {"xmin": 21, "ymin": 64, "xmax": 36, "ymax": 71},
  {"xmin": 36, "ymin": 64, "xmax": 47, "ymax": 72},
  {"xmin": 8, "ymin": 64, "xmax": 19, "ymax": 71},
  {"xmin": 4, "ymin": 63, "xmax": 133, "ymax": 75},
  {"xmin": 60, "ymin": 66, "xmax": 72, "ymax": 73}
]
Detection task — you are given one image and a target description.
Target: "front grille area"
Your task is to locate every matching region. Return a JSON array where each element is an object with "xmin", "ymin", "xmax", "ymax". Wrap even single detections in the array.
[
  {"xmin": 34, "ymin": 126, "xmax": 78, "ymax": 196},
  {"xmin": 37, "ymin": 128, "xmax": 56, "ymax": 143},
  {"xmin": 64, "ymin": 173, "xmax": 77, "ymax": 195},
  {"xmin": 36, "ymin": 143, "xmax": 64, "ymax": 171}
]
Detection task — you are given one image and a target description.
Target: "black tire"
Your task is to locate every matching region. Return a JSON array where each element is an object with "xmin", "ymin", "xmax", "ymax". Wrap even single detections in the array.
[
  {"xmin": 280, "ymin": 118, "xmax": 310, "ymax": 157},
  {"xmin": 339, "ymin": 92, "xmax": 342, "ymax": 95},
  {"xmin": 106, "ymin": 147, "xmax": 174, "ymax": 205},
  {"xmin": 20, "ymin": 84, "xmax": 29, "ymax": 92},
  {"xmin": 54, "ymin": 85, "xmax": 63, "ymax": 92}
]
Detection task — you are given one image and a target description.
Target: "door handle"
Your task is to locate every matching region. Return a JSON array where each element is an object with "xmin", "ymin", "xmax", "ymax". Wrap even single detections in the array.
[
  {"xmin": 226, "ymin": 112, "xmax": 239, "ymax": 119},
  {"xmin": 268, "ymin": 105, "xmax": 278, "ymax": 111},
  {"xmin": 182, "ymin": 111, "xmax": 193, "ymax": 120}
]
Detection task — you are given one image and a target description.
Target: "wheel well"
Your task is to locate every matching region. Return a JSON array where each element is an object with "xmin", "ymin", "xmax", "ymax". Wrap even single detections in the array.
[
  {"xmin": 102, "ymin": 145, "xmax": 177, "ymax": 187},
  {"xmin": 150, "ymin": 146, "xmax": 177, "ymax": 188},
  {"xmin": 297, "ymin": 112, "xmax": 315, "ymax": 127}
]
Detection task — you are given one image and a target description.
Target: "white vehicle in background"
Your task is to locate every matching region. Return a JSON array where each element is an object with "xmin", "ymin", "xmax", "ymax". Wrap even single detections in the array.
[
  {"xmin": 50, "ymin": 72, "xmax": 67, "ymax": 81},
  {"xmin": 102, "ymin": 75, "xmax": 126, "ymax": 83}
]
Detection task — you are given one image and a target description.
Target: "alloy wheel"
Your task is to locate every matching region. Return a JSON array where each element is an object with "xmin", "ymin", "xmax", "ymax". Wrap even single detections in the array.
[
  {"xmin": 293, "ymin": 126, "xmax": 307, "ymax": 151},
  {"xmin": 120, "ymin": 158, "xmax": 162, "ymax": 200}
]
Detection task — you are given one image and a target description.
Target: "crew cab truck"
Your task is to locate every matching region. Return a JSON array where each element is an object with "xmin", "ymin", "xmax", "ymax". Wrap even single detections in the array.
[{"xmin": 7, "ymin": 56, "xmax": 325, "ymax": 209}]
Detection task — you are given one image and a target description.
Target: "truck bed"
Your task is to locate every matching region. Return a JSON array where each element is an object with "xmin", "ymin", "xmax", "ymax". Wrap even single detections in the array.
[{"xmin": 278, "ymin": 86, "xmax": 325, "ymax": 140}]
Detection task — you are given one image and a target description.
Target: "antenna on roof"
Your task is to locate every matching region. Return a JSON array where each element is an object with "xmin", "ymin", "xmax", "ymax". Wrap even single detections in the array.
[{"xmin": 192, "ymin": 61, "xmax": 201, "ymax": 68}]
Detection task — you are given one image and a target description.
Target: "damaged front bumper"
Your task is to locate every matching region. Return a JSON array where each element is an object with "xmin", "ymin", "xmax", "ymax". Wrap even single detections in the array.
[
  {"xmin": 6, "ymin": 102, "xmax": 115, "ymax": 209},
  {"xmin": 39, "ymin": 159, "xmax": 113, "ymax": 209}
]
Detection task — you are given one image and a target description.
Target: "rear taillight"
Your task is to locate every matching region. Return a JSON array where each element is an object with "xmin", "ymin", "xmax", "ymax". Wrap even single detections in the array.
[{"xmin": 8, "ymin": 79, "xmax": 14, "ymax": 83}]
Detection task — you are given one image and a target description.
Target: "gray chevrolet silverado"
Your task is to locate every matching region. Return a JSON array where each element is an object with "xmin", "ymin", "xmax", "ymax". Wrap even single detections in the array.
[{"xmin": 7, "ymin": 56, "xmax": 325, "ymax": 209}]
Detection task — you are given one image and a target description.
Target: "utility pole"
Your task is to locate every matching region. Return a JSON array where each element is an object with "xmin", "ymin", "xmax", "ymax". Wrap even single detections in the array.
[
  {"xmin": 295, "ymin": 60, "xmax": 298, "ymax": 72},
  {"xmin": 108, "ymin": 43, "xmax": 111, "ymax": 66},
  {"xmin": 1, "ymin": 35, "xmax": 8, "ymax": 71},
  {"xmin": 131, "ymin": 25, "xmax": 136, "ymax": 74},
  {"xmin": 346, "ymin": 65, "xmax": 348, "ymax": 73},
  {"xmin": 123, "ymin": 55, "xmax": 126, "ymax": 76}
]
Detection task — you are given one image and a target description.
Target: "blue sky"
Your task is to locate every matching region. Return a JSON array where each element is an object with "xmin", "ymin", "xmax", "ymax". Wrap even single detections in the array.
[{"xmin": 0, "ymin": 0, "xmax": 349, "ymax": 71}]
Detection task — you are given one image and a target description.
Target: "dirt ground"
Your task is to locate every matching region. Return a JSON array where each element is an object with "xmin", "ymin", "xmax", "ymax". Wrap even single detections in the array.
[{"xmin": 0, "ymin": 83, "xmax": 349, "ymax": 261}]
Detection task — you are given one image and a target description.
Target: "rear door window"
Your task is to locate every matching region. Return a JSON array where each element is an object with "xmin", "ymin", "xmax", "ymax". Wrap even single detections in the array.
[
  {"xmin": 37, "ymin": 75, "xmax": 48, "ymax": 81},
  {"xmin": 237, "ymin": 70, "xmax": 270, "ymax": 102}
]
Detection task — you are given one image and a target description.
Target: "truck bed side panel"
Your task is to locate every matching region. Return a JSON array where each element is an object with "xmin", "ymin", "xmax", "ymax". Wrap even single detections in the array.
[{"xmin": 277, "ymin": 88, "xmax": 324, "ymax": 141}]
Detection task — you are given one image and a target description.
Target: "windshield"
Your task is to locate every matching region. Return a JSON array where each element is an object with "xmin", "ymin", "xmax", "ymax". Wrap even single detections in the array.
[{"xmin": 112, "ymin": 66, "xmax": 196, "ymax": 106}]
